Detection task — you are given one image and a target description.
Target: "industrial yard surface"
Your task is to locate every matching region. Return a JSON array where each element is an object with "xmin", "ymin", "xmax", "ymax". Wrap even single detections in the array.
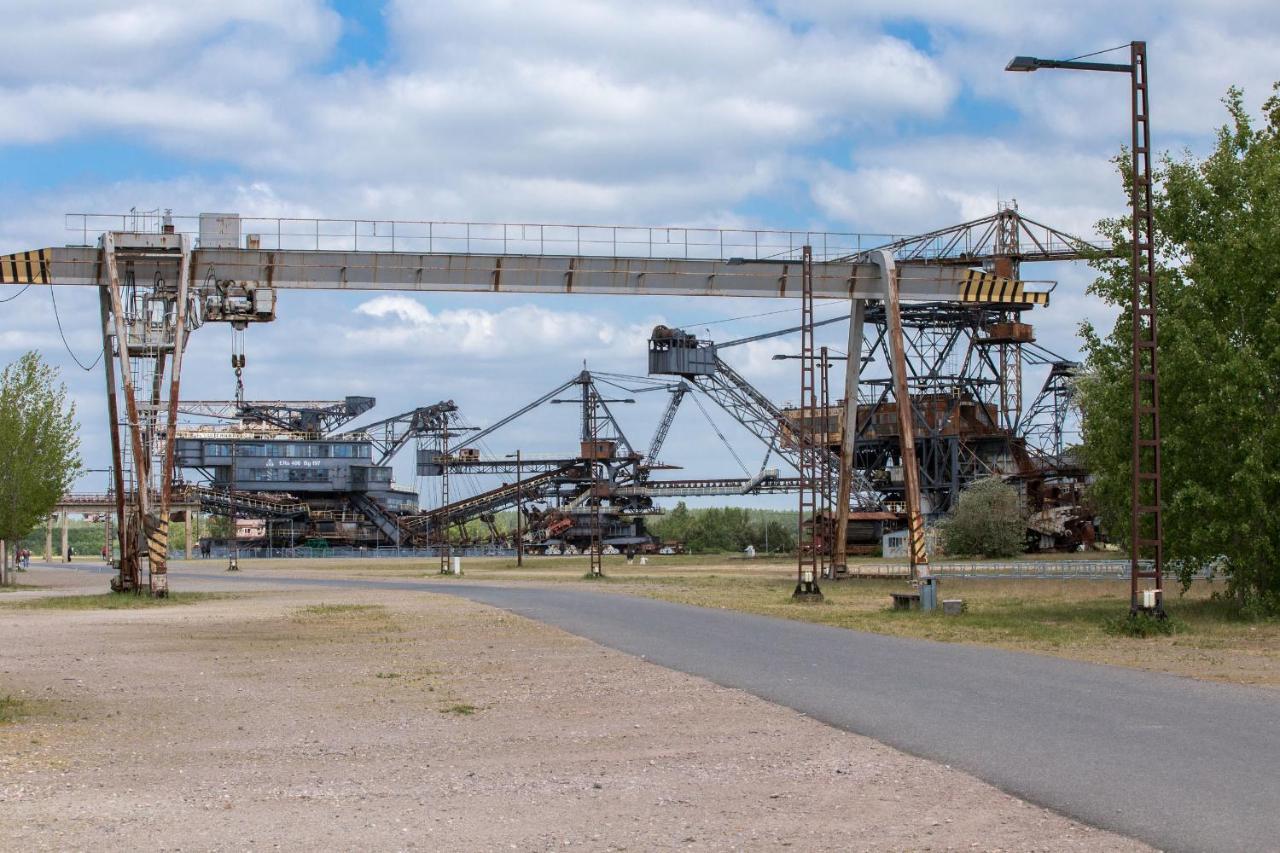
[
  {"xmin": 0, "ymin": 564, "xmax": 1147, "ymax": 851},
  {"xmin": 194, "ymin": 554, "xmax": 1280, "ymax": 690}
]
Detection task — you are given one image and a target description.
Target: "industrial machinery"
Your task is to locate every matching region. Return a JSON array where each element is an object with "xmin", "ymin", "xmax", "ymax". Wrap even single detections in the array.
[
  {"xmin": 4, "ymin": 205, "xmax": 1100, "ymax": 592},
  {"xmin": 173, "ymin": 397, "xmax": 457, "ymax": 547}
]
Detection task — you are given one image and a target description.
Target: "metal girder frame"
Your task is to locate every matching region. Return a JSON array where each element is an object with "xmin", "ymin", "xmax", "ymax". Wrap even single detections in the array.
[
  {"xmin": 639, "ymin": 382, "xmax": 689, "ymax": 480},
  {"xmin": 874, "ymin": 251, "xmax": 930, "ymax": 580},
  {"xmin": 38, "ymin": 244, "xmax": 1027, "ymax": 302},
  {"xmin": 178, "ymin": 399, "xmax": 365, "ymax": 424},
  {"xmin": 100, "ymin": 232, "xmax": 193, "ymax": 595},
  {"xmin": 428, "ymin": 458, "xmax": 579, "ymax": 476},
  {"xmin": 12, "ymin": 221, "xmax": 1061, "ymax": 595},
  {"xmin": 839, "ymin": 206, "xmax": 1106, "ymax": 266},
  {"xmin": 854, "ymin": 300, "xmax": 1015, "ymax": 515},
  {"xmin": 340, "ymin": 400, "xmax": 457, "ymax": 465},
  {"xmin": 692, "ymin": 358, "xmax": 881, "ymax": 508},
  {"xmin": 1020, "ymin": 361, "xmax": 1081, "ymax": 460}
]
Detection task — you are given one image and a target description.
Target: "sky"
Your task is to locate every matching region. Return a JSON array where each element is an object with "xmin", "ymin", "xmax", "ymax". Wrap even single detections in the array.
[{"xmin": 1, "ymin": 0, "xmax": 1277, "ymax": 506}]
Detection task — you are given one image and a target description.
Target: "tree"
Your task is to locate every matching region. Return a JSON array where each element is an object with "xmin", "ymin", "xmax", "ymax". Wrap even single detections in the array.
[
  {"xmin": 0, "ymin": 352, "xmax": 81, "ymax": 584},
  {"xmin": 939, "ymin": 478, "xmax": 1025, "ymax": 558},
  {"xmin": 1078, "ymin": 86, "xmax": 1280, "ymax": 612}
]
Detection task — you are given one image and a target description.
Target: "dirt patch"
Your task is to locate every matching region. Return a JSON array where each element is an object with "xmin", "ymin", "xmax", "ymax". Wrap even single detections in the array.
[{"xmin": 0, "ymin": 579, "xmax": 1147, "ymax": 850}]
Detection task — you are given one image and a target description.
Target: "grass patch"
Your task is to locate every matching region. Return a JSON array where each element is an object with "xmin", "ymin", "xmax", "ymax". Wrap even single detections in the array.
[
  {"xmin": 2, "ymin": 591, "xmax": 232, "ymax": 610},
  {"xmin": 374, "ymin": 671, "xmax": 401, "ymax": 679},
  {"xmin": 292, "ymin": 603, "xmax": 383, "ymax": 618},
  {"xmin": 1103, "ymin": 611, "xmax": 1181, "ymax": 638},
  {"xmin": 441, "ymin": 703, "xmax": 479, "ymax": 716},
  {"xmin": 0, "ymin": 695, "xmax": 27, "ymax": 724},
  {"xmin": 580, "ymin": 571, "xmax": 608, "ymax": 581},
  {"xmin": 598, "ymin": 574, "xmax": 1280, "ymax": 676},
  {"xmin": 289, "ymin": 603, "xmax": 401, "ymax": 637}
]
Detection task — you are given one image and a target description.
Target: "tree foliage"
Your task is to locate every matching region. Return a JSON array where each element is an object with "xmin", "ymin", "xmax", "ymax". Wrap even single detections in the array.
[
  {"xmin": 648, "ymin": 503, "xmax": 797, "ymax": 554},
  {"xmin": 1078, "ymin": 86, "xmax": 1280, "ymax": 611},
  {"xmin": 939, "ymin": 478, "xmax": 1025, "ymax": 558},
  {"xmin": 0, "ymin": 352, "xmax": 81, "ymax": 579}
]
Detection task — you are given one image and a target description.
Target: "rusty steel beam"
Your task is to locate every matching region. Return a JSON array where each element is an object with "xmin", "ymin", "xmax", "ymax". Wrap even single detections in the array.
[
  {"xmin": 152, "ymin": 234, "xmax": 192, "ymax": 596},
  {"xmin": 793, "ymin": 246, "xmax": 822, "ymax": 599},
  {"xmin": 875, "ymin": 251, "xmax": 930, "ymax": 582},
  {"xmin": 1128, "ymin": 41, "xmax": 1164, "ymax": 615},
  {"xmin": 102, "ymin": 232, "xmax": 152, "ymax": 591}
]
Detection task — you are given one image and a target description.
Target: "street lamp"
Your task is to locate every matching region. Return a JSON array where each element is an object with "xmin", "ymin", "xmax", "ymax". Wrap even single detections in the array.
[
  {"xmin": 1007, "ymin": 42, "xmax": 1164, "ymax": 616},
  {"xmin": 506, "ymin": 450, "xmax": 524, "ymax": 567}
]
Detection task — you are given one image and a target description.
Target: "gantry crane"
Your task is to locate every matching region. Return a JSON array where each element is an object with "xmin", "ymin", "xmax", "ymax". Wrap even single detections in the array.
[{"xmin": 2, "ymin": 208, "xmax": 1083, "ymax": 593}]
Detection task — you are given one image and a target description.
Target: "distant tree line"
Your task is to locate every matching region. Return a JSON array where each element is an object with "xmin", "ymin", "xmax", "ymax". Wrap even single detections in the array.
[{"xmin": 648, "ymin": 503, "xmax": 796, "ymax": 554}]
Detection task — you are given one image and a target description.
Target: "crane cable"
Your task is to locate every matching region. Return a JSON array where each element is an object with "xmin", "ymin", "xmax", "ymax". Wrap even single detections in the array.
[
  {"xmin": 0, "ymin": 284, "xmax": 29, "ymax": 303},
  {"xmin": 690, "ymin": 392, "xmax": 751, "ymax": 477},
  {"xmin": 49, "ymin": 286, "xmax": 103, "ymax": 372}
]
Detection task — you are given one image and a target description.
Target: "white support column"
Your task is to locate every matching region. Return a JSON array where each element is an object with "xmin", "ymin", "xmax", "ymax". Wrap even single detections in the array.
[{"xmin": 833, "ymin": 297, "xmax": 866, "ymax": 572}]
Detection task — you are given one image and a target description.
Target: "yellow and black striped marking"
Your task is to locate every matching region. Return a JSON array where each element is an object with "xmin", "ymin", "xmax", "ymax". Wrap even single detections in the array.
[
  {"xmin": 0, "ymin": 248, "xmax": 52, "ymax": 285},
  {"xmin": 959, "ymin": 269, "xmax": 1050, "ymax": 306},
  {"xmin": 907, "ymin": 513, "xmax": 929, "ymax": 567},
  {"xmin": 146, "ymin": 515, "xmax": 169, "ymax": 571}
]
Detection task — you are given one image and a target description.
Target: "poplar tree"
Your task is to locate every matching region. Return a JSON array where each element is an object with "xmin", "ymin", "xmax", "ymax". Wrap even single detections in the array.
[
  {"xmin": 0, "ymin": 352, "xmax": 81, "ymax": 583},
  {"xmin": 1078, "ymin": 86, "xmax": 1280, "ymax": 612}
]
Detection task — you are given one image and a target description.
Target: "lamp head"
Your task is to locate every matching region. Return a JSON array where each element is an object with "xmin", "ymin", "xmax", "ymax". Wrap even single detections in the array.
[{"xmin": 1005, "ymin": 56, "xmax": 1042, "ymax": 72}]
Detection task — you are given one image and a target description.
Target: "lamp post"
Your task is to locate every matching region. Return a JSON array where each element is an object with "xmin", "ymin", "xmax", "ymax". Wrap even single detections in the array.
[
  {"xmin": 228, "ymin": 438, "xmax": 240, "ymax": 572},
  {"xmin": 1007, "ymin": 42, "xmax": 1163, "ymax": 616},
  {"xmin": 507, "ymin": 450, "xmax": 524, "ymax": 567}
]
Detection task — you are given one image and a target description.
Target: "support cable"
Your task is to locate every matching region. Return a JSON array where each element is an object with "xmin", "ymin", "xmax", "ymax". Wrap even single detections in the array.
[
  {"xmin": 48, "ymin": 286, "xmax": 103, "ymax": 371},
  {"xmin": 690, "ymin": 392, "xmax": 751, "ymax": 477}
]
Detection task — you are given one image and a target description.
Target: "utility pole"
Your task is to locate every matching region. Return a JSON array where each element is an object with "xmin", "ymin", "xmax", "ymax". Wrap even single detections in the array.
[
  {"xmin": 227, "ymin": 438, "xmax": 239, "ymax": 572},
  {"xmin": 793, "ymin": 245, "xmax": 822, "ymax": 599},
  {"xmin": 514, "ymin": 449, "xmax": 524, "ymax": 567},
  {"xmin": 819, "ymin": 346, "xmax": 833, "ymax": 580},
  {"xmin": 1006, "ymin": 41, "xmax": 1164, "ymax": 616},
  {"xmin": 439, "ymin": 425, "xmax": 451, "ymax": 574}
]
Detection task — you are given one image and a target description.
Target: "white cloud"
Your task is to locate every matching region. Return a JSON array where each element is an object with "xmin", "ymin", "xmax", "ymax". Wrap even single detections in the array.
[
  {"xmin": 810, "ymin": 137, "xmax": 1124, "ymax": 237},
  {"xmin": 350, "ymin": 295, "xmax": 654, "ymax": 362},
  {"xmin": 4, "ymin": 1, "xmax": 1279, "ymax": 494}
]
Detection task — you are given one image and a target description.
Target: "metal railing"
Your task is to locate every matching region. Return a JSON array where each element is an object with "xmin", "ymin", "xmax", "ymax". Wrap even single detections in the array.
[
  {"xmin": 66, "ymin": 213, "xmax": 907, "ymax": 263},
  {"xmin": 184, "ymin": 545, "xmax": 514, "ymax": 560},
  {"xmin": 850, "ymin": 559, "xmax": 1208, "ymax": 580}
]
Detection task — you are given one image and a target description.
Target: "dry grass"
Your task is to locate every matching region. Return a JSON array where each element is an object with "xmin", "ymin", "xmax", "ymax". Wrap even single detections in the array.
[
  {"xmin": 180, "ymin": 554, "xmax": 1280, "ymax": 689},
  {"xmin": 1, "ymin": 591, "xmax": 234, "ymax": 610},
  {"xmin": 0, "ymin": 695, "xmax": 27, "ymax": 724},
  {"xmin": 598, "ymin": 573, "xmax": 1280, "ymax": 688}
]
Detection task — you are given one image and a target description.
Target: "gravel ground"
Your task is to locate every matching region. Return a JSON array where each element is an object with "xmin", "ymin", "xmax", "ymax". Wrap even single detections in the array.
[{"xmin": 0, "ymin": 567, "xmax": 1147, "ymax": 851}]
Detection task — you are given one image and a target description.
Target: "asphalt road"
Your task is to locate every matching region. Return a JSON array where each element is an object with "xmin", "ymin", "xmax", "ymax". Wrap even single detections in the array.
[{"xmin": 49, "ymin": 564, "xmax": 1280, "ymax": 851}]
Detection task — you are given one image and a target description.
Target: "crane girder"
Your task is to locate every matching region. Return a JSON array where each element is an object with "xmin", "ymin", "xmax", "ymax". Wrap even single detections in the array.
[{"xmin": 15, "ymin": 243, "xmax": 1048, "ymax": 304}]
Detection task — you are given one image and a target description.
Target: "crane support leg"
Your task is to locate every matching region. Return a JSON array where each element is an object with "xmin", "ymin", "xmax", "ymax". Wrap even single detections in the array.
[
  {"xmin": 832, "ymin": 298, "xmax": 865, "ymax": 573},
  {"xmin": 102, "ymin": 231, "xmax": 193, "ymax": 596},
  {"xmin": 873, "ymin": 251, "xmax": 932, "ymax": 597}
]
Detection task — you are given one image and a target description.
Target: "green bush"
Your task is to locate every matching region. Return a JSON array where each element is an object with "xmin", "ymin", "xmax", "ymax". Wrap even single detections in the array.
[
  {"xmin": 1103, "ymin": 611, "xmax": 1180, "ymax": 638},
  {"xmin": 939, "ymin": 478, "xmax": 1025, "ymax": 558}
]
